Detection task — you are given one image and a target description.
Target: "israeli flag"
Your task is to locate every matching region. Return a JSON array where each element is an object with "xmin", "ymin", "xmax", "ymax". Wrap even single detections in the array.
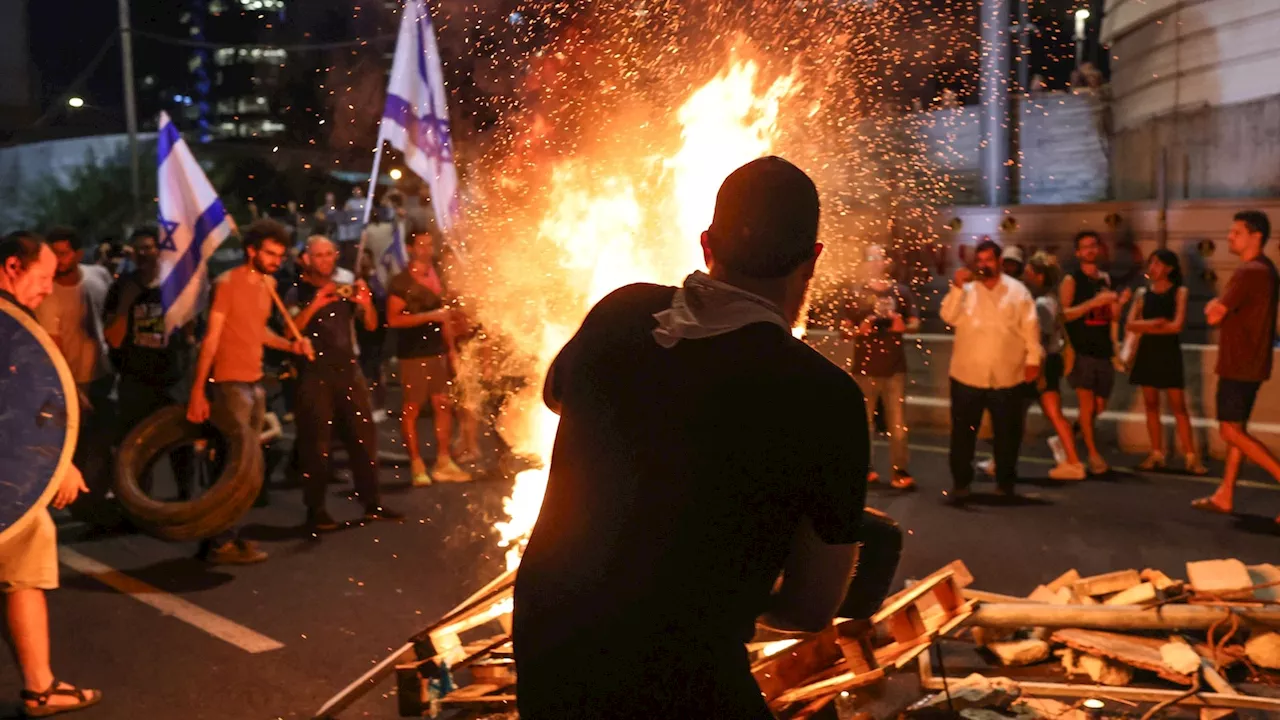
[
  {"xmin": 155, "ymin": 111, "xmax": 234, "ymax": 339},
  {"xmin": 379, "ymin": 0, "xmax": 459, "ymax": 232}
]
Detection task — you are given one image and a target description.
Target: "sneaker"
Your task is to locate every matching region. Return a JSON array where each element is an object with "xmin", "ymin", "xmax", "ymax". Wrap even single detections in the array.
[
  {"xmin": 410, "ymin": 458, "xmax": 431, "ymax": 487},
  {"xmin": 1087, "ymin": 455, "xmax": 1110, "ymax": 475},
  {"xmin": 372, "ymin": 408, "xmax": 389, "ymax": 424},
  {"xmin": 1184, "ymin": 453, "xmax": 1208, "ymax": 475},
  {"xmin": 306, "ymin": 509, "xmax": 340, "ymax": 533},
  {"xmin": 432, "ymin": 459, "xmax": 473, "ymax": 483},
  {"xmin": 364, "ymin": 505, "xmax": 405, "ymax": 522},
  {"xmin": 890, "ymin": 470, "xmax": 916, "ymax": 490},
  {"xmin": 976, "ymin": 458, "xmax": 996, "ymax": 476},
  {"xmin": 205, "ymin": 539, "xmax": 268, "ymax": 565},
  {"xmin": 1047, "ymin": 436, "xmax": 1067, "ymax": 464},
  {"xmin": 1137, "ymin": 451, "xmax": 1166, "ymax": 471},
  {"xmin": 1048, "ymin": 462, "xmax": 1087, "ymax": 481},
  {"xmin": 867, "ymin": 470, "xmax": 881, "ymax": 484},
  {"xmin": 943, "ymin": 487, "xmax": 971, "ymax": 506}
]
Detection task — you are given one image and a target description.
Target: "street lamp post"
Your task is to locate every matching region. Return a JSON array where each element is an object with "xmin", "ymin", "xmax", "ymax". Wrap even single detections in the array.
[
  {"xmin": 1074, "ymin": 8, "xmax": 1091, "ymax": 72},
  {"xmin": 118, "ymin": 0, "xmax": 141, "ymax": 224}
]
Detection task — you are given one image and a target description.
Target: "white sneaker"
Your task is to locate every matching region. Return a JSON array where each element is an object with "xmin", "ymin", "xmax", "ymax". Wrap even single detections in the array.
[
  {"xmin": 1048, "ymin": 462, "xmax": 1087, "ymax": 481},
  {"xmin": 1087, "ymin": 455, "xmax": 1110, "ymax": 475},
  {"xmin": 976, "ymin": 458, "xmax": 996, "ymax": 476},
  {"xmin": 432, "ymin": 459, "xmax": 473, "ymax": 483},
  {"xmin": 372, "ymin": 409, "xmax": 389, "ymax": 424}
]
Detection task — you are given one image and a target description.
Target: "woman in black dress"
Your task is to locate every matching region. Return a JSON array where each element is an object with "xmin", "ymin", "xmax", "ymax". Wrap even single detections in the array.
[{"xmin": 1126, "ymin": 250, "xmax": 1206, "ymax": 474}]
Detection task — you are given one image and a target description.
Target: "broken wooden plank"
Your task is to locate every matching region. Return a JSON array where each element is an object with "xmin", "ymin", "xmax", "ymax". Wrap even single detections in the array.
[
  {"xmin": 965, "ymin": 602, "xmax": 1280, "ymax": 630},
  {"xmin": 1187, "ymin": 559, "xmax": 1255, "ymax": 600},
  {"xmin": 1104, "ymin": 582, "xmax": 1157, "ymax": 606},
  {"xmin": 1053, "ymin": 628, "xmax": 1192, "ymax": 685},
  {"xmin": 1245, "ymin": 631, "xmax": 1280, "ymax": 670},
  {"xmin": 1075, "ymin": 654, "xmax": 1134, "ymax": 686},
  {"xmin": 1073, "ymin": 569, "xmax": 1142, "ymax": 597},
  {"xmin": 988, "ymin": 639, "xmax": 1050, "ymax": 666},
  {"xmin": 772, "ymin": 667, "xmax": 886, "ymax": 707},
  {"xmin": 750, "ymin": 624, "xmax": 845, "ymax": 704},
  {"xmin": 1141, "ymin": 568, "xmax": 1180, "ymax": 591},
  {"xmin": 1046, "ymin": 569, "xmax": 1081, "ymax": 593}
]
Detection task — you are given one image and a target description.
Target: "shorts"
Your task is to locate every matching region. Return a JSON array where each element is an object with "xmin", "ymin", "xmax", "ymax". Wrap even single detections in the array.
[
  {"xmin": 1217, "ymin": 378, "xmax": 1262, "ymax": 425},
  {"xmin": 0, "ymin": 509, "xmax": 58, "ymax": 593},
  {"xmin": 1037, "ymin": 352, "xmax": 1065, "ymax": 396},
  {"xmin": 400, "ymin": 355, "xmax": 451, "ymax": 408},
  {"xmin": 1068, "ymin": 354, "xmax": 1114, "ymax": 398}
]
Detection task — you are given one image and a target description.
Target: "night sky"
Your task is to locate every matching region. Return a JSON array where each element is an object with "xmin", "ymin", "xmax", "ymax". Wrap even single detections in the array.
[{"xmin": 22, "ymin": 0, "xmax": 1098, "ymax": 142}]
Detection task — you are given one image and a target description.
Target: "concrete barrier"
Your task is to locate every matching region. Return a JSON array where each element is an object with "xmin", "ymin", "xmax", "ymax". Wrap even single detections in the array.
[{"xmin": 806, "ymin": 330, "xmax": 1280, "ymax": 459}]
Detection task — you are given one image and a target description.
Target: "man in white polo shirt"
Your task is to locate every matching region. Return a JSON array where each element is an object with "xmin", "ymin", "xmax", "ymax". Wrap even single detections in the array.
[{"xmin": 940, "ymin": 239, "xmax": 1041, "ymax": 502}]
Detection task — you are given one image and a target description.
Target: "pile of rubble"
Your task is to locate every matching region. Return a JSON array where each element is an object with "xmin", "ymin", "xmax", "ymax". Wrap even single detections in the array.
[
  {"xmin": 906, "ymin": 559, "xmax": 1280, "ymax": 720},
  {"xmin": 317, "ymin": 560, "xmax": 1280, "ymax": 719}
]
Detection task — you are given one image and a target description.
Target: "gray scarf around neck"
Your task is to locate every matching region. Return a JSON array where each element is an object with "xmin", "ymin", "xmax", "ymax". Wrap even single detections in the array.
[{"xmin": 651, "ymin": 271, "xmax": 790, "ymax": 348}]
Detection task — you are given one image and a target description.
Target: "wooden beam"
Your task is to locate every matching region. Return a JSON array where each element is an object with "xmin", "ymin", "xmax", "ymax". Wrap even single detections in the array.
[
  {"xmin": 966, "ymin": 603, "xmax": 1280, "ymax": 631},
  {"xmin": 920, "ymin": 674, "xmax": 1280, "ymax": 711}
]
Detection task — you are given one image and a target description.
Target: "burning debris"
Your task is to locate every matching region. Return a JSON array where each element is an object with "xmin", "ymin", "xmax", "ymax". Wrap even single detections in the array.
[{"xmin": 332, "ymin": 558, "xmax": 1280, "ymax": 719}]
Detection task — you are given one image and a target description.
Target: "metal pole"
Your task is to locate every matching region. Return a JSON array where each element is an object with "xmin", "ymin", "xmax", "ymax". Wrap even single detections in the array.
[
  {"xmin": 979, "ymin": 0, "xmax": 1012, "ymax": 207},
  {"xmin": 118, "ymin": 0, "xmax": 141, "ymax": 223}
]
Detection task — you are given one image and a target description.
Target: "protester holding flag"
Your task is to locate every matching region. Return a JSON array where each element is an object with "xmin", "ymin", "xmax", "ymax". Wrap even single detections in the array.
[
  {"xmin": 360, "ymin": 190, "xmax": 412, "ymax": 292},
  {"xmin": 104, "ymin": 227, "xmax": 196, "ymax": 496},
  {"xmin": 186, "ymin": 220, "xmax": 313, "ymax": 563}
]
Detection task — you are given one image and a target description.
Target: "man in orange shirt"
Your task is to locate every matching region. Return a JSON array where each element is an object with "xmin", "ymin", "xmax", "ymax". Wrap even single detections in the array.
[{"xmin": 187, "ymin": 220, "xmax": 312, "ymax": 564}]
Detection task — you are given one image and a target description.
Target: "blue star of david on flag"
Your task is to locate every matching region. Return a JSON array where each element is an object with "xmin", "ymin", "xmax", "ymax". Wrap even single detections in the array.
[{"xmin": 157, "ymin": 214, "xmax": 180, "ymax": 252}]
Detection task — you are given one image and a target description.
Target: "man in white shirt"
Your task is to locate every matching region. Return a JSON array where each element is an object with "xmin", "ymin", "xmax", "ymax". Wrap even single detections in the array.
[{"xmin": 940, "ymin": 240, "xmax": 1042, "ymax": 501}]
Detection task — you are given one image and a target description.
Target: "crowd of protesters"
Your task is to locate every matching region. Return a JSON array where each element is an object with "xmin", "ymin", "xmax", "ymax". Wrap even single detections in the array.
[
  {"xmin": 1, "ymin": 183, "xmax": 518, "ymax": 565},
  {"xmin": 840, "ymin": 210, "xmax": 1280, "ymax": 515}
]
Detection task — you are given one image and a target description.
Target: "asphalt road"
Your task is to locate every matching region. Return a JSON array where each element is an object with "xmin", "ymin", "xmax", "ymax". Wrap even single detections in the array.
[{"xmin": 3, "ymin": 422, "xmax": 1279, "ymax": 720}]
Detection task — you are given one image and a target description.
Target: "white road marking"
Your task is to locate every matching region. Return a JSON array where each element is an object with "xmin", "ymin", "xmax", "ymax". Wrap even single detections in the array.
[
  {"xmin": 58, "ymin": 548, "xmax": 284, "ymax": 654},
  {"xmin": 903, "ymin": 394, "xmax": 1280, "ymax": 434}
]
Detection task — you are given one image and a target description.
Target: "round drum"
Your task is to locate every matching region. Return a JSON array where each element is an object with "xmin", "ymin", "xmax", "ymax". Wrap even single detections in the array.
[{"xmin": 0, "ymin": 297, "xmax": 79, "ymax": 545}]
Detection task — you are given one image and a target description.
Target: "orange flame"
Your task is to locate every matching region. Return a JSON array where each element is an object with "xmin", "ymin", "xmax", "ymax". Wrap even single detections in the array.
[{"xmin": 494, "ymin": 58, "xmax": 798, "ymax": 572}]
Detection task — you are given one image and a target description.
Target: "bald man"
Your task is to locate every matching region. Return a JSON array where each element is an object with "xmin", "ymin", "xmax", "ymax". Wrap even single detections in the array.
[{"xmin": 287, "ymin": 236, "xmax": 402, "ymax": 533}]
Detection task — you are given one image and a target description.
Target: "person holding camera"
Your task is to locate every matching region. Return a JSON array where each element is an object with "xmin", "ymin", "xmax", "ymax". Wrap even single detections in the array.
[
  {"xmin": 940, "ymin": 239, "xmax": 1041, "ymax": 501},
  {"xmin": 287, "ymin": 236, "xmax": 402, "ymax": 533},
  {"xmin": 840, "ymin": 244, "xmax": 918, "ymax": 489}
]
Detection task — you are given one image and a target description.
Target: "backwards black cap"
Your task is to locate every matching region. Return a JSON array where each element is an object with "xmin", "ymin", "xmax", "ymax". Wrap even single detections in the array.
[{"xmin": 706, "ymin": 156, "xmax": 820, "ymax": 279}]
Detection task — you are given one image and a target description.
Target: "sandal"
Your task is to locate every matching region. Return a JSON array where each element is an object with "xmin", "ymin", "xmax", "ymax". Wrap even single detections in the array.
[
  {"xmin": 21, "ymin": 679, "xmax": 102, "ymax": 717},
  {"xmin": 1190, "ymin": 497, "xmax": 1232, "ymax": 515}
]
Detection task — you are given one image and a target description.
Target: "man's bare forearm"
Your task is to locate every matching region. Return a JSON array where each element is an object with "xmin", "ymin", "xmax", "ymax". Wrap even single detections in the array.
[{"xmin": 265, "ymin": 330, "xmax": 293, "ymax": 352}]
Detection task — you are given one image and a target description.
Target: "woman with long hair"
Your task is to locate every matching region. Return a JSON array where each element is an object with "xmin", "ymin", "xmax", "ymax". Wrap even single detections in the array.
[
  {"xmin": 1024, "ymin": 252, "xmax": 1087, "ymax": 480},
  {"xmin": 1126, "ymin": 249, "xmax": 1206, "ymax": 473}
]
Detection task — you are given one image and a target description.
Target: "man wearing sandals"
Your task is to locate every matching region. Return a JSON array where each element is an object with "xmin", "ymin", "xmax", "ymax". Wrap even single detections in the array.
[
  {"xmin": 1, "ymin": 232, "xmax": 101, "ymax": 716},
  {"xmin": 1194, "ymin": 211, "xmax": 1280, "ymax": 518}
]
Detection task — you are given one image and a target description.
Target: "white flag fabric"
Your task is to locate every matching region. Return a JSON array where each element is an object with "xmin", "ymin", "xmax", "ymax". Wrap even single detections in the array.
[
  {"xmin": 155, "ymin": 111, "xmax": 234, "ymax": 339},
  {"xmin": 380, "ymin": 0, "xmax": 459, "ymax": 233}
]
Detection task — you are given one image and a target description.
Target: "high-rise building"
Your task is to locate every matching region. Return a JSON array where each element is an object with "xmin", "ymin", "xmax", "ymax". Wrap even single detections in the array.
[{"xmin": 178, "ymin": 0, "xmax": 291, "ymax": 140}]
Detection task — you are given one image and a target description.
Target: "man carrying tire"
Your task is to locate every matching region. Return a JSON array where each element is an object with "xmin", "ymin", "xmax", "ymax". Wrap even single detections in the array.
[
  {"xmin": 287, "ymin": 236, "xmax": 403, "ymax": 533},
  {"xmin": 186, "ymin": 220, "xmax": 313, "ymax": 564}
]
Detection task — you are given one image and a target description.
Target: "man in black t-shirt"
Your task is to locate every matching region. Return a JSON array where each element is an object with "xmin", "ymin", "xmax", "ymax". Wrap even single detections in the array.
[
  {"xmin": 105, "ymin": 228, "xmax": 190, "ymax": 445},
  {"xmin": 286, "ymin": 237, "xmax": 402, "ymax": 532},
  {"xmin": 1060, "ymin": 230, "xmax": 1130, "ymax": 475},
  {"xmin": 513, "ymin": 157, "xmax": 869, "ymax": 720},
  {"xmin": 841, "ymin": 243, "xmax": 918, "ymax": 489}
]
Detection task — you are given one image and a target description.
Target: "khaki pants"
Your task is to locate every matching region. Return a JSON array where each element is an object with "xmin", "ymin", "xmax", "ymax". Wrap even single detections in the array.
[
  {"xmin": 0, "ymin": 509, "xmax": 58, "ymax": 593},
  {"xmin": 854, "ymin": 373, "xmax": 909, "ymax": 473}
]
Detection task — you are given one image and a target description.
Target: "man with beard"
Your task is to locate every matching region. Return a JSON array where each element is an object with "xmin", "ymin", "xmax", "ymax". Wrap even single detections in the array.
[
  {"xmin": 513, "ymin": 157, "xmax": 868, "ymax": 719},
  {"xmin": 105, "ymin": 228, "xmax": 191, "ymax": 437},
  {"xmin": 33, "ymin": 227, "xmax": 114, "ymax": 513},
  {"xmin": 187, "ymin": 220, "xmax": 313, "ymax": 564},
  {"xmin": 0, "ymin": 232, "xmax": 101, "ymax": 716},
  {"xmin": 940, "ymin": 239, "xmax": 1041, "ymax": 501},
  {"xmin": 287, "ymin": 236, "xmax": 402, "ymax": 532},
  {"xmin": 1060, "ymin": 231, "xmax": 1130, "ymax": 475}
]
